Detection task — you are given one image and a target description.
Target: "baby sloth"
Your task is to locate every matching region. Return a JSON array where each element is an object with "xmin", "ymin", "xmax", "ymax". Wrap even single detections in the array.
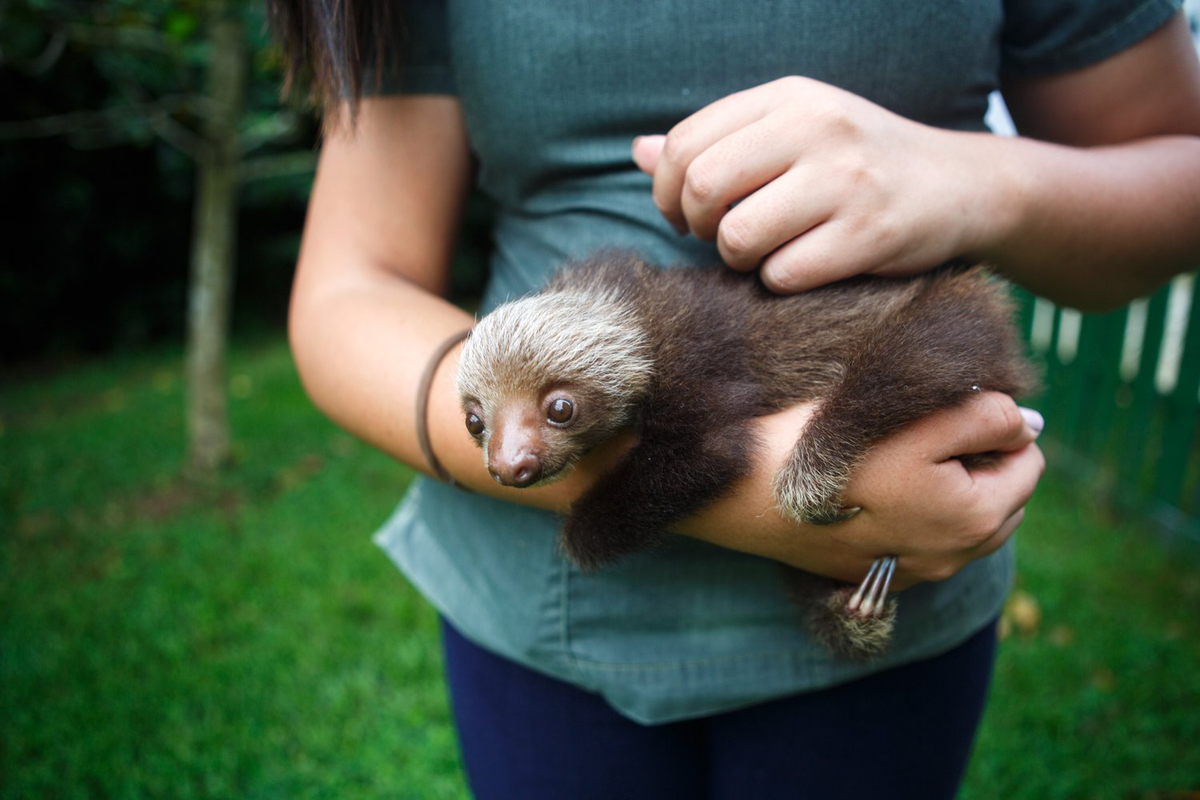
[{"xmin": 457, "ymin": 253, "xmax": 1037, "ymax": 660}]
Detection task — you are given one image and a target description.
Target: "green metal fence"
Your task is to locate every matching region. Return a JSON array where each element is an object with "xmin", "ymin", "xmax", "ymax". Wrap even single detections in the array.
[{"xmin": 1018, "ymin": 273, "xmax": 1200, "ymax": 543}]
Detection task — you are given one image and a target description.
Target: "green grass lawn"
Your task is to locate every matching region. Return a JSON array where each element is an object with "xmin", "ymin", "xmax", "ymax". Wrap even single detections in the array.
[{"xmin": 2, "ymin": 339, "xmax": 1198, "ymax": 799}]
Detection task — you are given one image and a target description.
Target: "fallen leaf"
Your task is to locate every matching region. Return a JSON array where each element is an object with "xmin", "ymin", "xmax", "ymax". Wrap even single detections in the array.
[
  {"xmin": 1091, "ymin": 667, "xmax": 1116, "ymax": 692},
  {"xmin": 1049, "ymin": 625, "xmax": 1074, "ymax": 647},
  {"xmin": 1006, "ymin": 590, "xmax": 1041, "ymax": 635}
]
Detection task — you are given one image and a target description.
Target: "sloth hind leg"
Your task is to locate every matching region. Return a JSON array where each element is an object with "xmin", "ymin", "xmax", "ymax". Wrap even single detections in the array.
[{"xmin": 783, "ymin": 568, "xmax": 898, "ymax": 661}]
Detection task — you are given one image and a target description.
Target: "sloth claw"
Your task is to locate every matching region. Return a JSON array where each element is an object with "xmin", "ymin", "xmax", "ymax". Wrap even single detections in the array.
[
  {"xmin": 848, "ymin": 556, "xmax": 897, "ymax": 617},
  {"xmin": 799, "ymin": 505, "xmax": 863, "ymax": 526}
]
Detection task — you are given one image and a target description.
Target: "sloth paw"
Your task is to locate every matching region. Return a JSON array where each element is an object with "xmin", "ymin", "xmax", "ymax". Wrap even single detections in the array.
[
  {"xmin": 781, "ymin": 560, "xmax": 898, "ymax": 661},
  {"xmin": 773, "ymin": 459, "xmax": 854, "ymax": 527},
  {"xmin": 806, "ymin": 582, "xmax": 898, "ymax": 662}
]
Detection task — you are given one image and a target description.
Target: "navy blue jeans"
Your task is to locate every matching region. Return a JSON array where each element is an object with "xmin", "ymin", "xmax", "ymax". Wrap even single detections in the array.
[{"xmin": 441, "ymin": 618, "xmax": 998, "ymax": 800}]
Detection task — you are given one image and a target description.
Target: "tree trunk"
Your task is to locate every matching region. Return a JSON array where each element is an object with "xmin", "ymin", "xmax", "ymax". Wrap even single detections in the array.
[{"xmin": 186, "ymin": 13, "xmax": 244, "ymax": 473}]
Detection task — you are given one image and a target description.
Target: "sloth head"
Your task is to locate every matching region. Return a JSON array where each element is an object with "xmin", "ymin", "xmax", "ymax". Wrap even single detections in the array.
[{"xmin": 457, "ymin": 289, "xmax": 654, "ymax": 487}]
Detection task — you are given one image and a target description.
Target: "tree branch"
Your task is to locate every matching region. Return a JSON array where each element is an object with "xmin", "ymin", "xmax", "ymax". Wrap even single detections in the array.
[
  {"xmin": 147, "ymin": 110, "xmax": 213, "ymax": 163},
  {"xmin": 239, "ymin": 150, "xmax": 317, "ymax": 183},
  {"xmin": 64, "ymin": 21, "xmax": 181, "ymax": 55},
  {"xmin": 111, "ymin": 77, "xmax": 213, "ymax": 162},
  {"xmin": 0, "ymin": 107, "xmax": 131, "ymax": 140},
  {"xmin": 238, "ymin": 111, "xmax": 305, "ymax": 155},
  {"xmin": 28, "ymin": 29, "xmax": 69, "ymax": 75},
  {"xmin": 0, "ymin": 96, "xmax": 212, "ymax": 162}
]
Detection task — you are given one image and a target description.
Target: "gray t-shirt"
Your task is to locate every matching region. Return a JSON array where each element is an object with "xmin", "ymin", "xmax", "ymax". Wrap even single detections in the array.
[{"xmin": 373, "ymin": 0, "xmax": 1180, "ymax": 723}]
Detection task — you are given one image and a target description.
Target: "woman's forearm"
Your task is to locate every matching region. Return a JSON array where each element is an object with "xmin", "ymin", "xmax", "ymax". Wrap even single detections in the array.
[
  {"xmin": 289, "ymin": 266, "xmax": 472, "ymax": 468},
  {"xmin": 964, "ymin": 133, "xmax": 1200, "ymax": 310},
  {"xmin": 973, "ymin": 13, "xmax": 1200, "ymax": 308}
]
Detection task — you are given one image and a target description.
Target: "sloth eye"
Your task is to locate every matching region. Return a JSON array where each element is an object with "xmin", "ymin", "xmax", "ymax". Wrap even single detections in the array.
[
  {"xmin": 547, "ymin": 398, "xmax": 574, "ymax": 425},
  {"xmin": 465, "ymin": 413, "xmax": 485, "ymax": 437}
]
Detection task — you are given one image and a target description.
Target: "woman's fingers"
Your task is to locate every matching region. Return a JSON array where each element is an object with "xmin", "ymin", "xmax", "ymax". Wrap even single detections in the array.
[
  {"xmin": 631, "ymin": 134, "xmax": 665, "ymax": 174},
  {"xmin": 679, "ymin": 119, "xmax": 799, "ymax": 243},
  {"xmin": 887, "ymin": 507, "xmax": 1026, "ymax": 592},
  {"xmin": 638, "ymin": 127, "xmax": 838, "ymax": 272},
  {"xmin": 925, "ymin": 390, "xmax": 1044, "ymax": 461},
  {"xmin": 756, "ymin": 218, "xmax": 885, "ymax": 292},
  {"xmin": 645, "ymin": 89, "xmax": 777, "ymax": 233},
  {"xmin": 712, "ymin": 166, "xmax": 834, "ymax": 270},
  {"xmin": 835, "ymin": 392, "xmax": 1045, "ymax": 586}
]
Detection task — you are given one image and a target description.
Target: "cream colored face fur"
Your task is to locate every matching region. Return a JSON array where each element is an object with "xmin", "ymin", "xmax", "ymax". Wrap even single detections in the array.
[{"xmin": 457, "ymin": 289, "xmax": 655, "ymax": 485}]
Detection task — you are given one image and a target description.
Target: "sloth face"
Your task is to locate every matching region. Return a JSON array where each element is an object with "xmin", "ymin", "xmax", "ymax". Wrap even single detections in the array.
[
  {"xmin": 456, "ymin": 289, "xmax": 653, "ymax": 488},
  {"xmin": 462, "ymin": 383, "xmax": 628, "ymax": 488}
]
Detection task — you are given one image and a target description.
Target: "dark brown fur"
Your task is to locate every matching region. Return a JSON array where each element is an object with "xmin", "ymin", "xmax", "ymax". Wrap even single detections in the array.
[{"xmin": 458, "ymin": 253, "xmax": 1038, "ymax": 659}]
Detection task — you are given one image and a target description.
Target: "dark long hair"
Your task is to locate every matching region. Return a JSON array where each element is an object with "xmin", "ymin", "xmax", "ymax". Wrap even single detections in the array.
[{"xmin": 265, "ymin": 0, "xmax": 396, "ymax": 118}]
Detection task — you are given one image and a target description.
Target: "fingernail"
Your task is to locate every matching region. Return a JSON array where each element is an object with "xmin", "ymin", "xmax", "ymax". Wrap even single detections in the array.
[{"xmin": 1019, "ymin": 407, "xmax": 1044, "ymax": 434}]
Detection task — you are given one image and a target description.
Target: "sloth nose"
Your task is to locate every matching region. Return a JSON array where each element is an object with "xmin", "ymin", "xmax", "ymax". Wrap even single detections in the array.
[{"xmin": 490, "ymin": 452, "xmax": 541, "ymax": 488}]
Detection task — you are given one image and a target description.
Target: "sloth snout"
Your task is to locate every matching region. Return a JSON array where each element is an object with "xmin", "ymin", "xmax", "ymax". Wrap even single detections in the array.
[
  {"xmin": 487, "ymin": 415, "xmax": 546, "ymax": 488},
  {"xmin": 487, "ymin": 443, "xmax": 544, "ymax": 489},
  {"xmin": 489, "ymin": 452, "xmax": 542, "ymax": 488}
]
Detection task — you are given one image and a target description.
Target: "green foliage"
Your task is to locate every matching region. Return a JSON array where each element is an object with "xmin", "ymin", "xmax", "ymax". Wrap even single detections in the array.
[
  {"xmin": 164, "ymin": 9, "xmax": 200, "ymax": 43},
  {"xmin": 2, "ymin": 339, "xmax": 1198, "ymax": 797},
  {"xmin": 0, "ymin": 0, "xmax": 317, "ymax": 365}
]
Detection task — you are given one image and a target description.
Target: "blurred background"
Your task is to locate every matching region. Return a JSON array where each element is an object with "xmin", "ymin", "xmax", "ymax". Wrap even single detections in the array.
[{"xmin": 2, "ymin": 1, "xmax": 1199, "ymax": 797}]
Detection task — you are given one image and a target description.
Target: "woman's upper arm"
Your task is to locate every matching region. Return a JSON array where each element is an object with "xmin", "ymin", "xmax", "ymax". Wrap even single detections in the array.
[
  {"xmin": 288, "ymin": 95, "xmax": 477, "ymax": 470},
  {"xmin": 294, "ymin": 95, "xmax": 473, "ymax": 298},
  {"xmin": 1001, "ymin": 11, "xmax": 1200, "ymax": 145}
]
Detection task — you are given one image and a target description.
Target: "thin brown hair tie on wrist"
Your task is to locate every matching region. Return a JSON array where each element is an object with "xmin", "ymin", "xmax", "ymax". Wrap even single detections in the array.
[{"xmin": 416, "ymin": 328, "xmax": 472, "ymax": 487}]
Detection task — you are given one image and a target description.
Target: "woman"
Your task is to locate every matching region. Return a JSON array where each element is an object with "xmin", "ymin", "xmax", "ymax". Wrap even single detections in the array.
[{"xmin": 274, "ymin": 2, "xmax": 1200, "ymax": 797}]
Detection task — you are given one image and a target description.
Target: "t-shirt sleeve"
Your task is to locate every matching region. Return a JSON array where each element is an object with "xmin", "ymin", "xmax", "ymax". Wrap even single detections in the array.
[
  {"xmin": 367, "ymin": 2, "xmax": 456, "ymax": 96},
  {"xmin": 1001, "ymin": 0, "xmax": 1182, "ymax": 76}
]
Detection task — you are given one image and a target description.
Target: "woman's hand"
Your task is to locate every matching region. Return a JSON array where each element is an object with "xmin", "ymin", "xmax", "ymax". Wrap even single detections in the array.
[
  {"xmin": 683, "ymin": 391, "xmax": 1045, "ymax": 590},
  {"xmin": 831, "ymin": 391, "xmax": 1044, "ymax": 589},
  {"xmin": 632, "ymin": 76, "xmax": 1003, "ymax": 294},
  {"xmin": 635, "ymin": 15, "xmax": 1200, "ymax": 309}
]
